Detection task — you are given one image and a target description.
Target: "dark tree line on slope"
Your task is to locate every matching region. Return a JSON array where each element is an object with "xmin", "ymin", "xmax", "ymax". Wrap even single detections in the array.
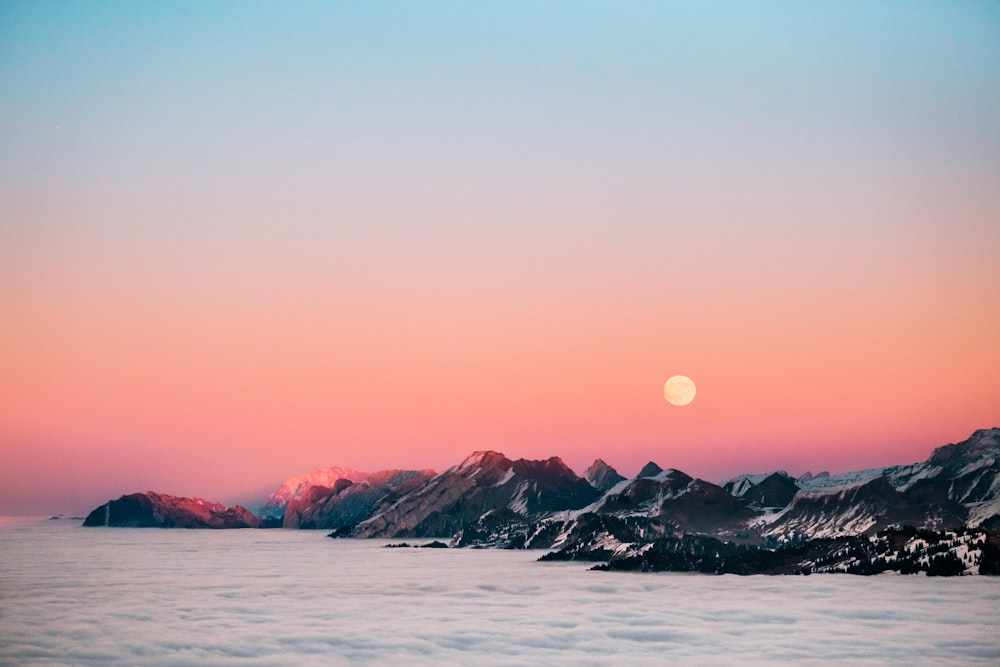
[{"xmin": 540, "ymin": 526, "xmax": 1000, "ymax": 576}]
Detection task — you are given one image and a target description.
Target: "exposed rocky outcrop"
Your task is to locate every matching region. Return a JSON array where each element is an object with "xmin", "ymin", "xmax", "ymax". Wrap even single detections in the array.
[
  {"xmin": 349, "ymin": 451, "xmax": 602, "ymax": 538},
  {"xmin": 758, "ymin": 428, "xmax": 1000, "ymax": 539},
  {"xmin": 758, "ymin": 475, "xmax": 967, "ymax": 540},
  {"xmin": 81, "ymin": 428, "xmax": 1000, "ymax": 561},
  {"xmin": 595, "ymin": 467, "xmax": 757, "ymax": 536},
  {"xmin": 797, "ymin": 470, "xmax": 830, "ymax": 483},
  {"xmin": 724, "ymin": 471, "xmax": 800, "ymax": 509},
  {"xmin": 458, "ymin": 430, "xmax": 1000, "ymax": 566},
  {"xmin": 584, "ymin": 459, "xmax": 625, "ymax": 491},
  {"xmin": 259, "ymin": 465, "xmax": 372, "ymax": 521},
  {"xmin": 82, "ymin": 492, "xmax": 259, "ymax": 528},
  {"xmin": 636, "ymin": 461, "xmax": 664, "ymax": 478},
  {"xmin": 282, "ymin": 469, "xmax": 434, "ymax": 529}
]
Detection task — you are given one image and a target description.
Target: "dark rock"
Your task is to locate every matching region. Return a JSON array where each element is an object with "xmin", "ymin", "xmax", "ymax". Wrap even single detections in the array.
[
  {"xmin": 284, "ymin": 469, "xmax": 435, "ymax": 529},
  {"xmin": 352, "ymin": 451, "xmax": 602, "ymax": 539},
  {"xmin": 584, "ymin": 459, "xmax": 626, "ymax": 491},
  {"xmin": 765, "ymin": 475, "xmax": 967, "ymax": 539},
  {"xmin": 83, "ymin": 492, "xmax": 259, "ymax": 528},
  {"xmin": 637, "ymin": 461, "xmax": 664, "ymax": 478},
  {"xmin": 741, "ymin": 472, "xmax": 799, "ymax": 509},
  {"xmin": 592, "ymin": 527, "xmax": 997, "ymax": 576},
  {"xmin": 594, "ymin": 469, "xmax": 756, "ymax": 537}
]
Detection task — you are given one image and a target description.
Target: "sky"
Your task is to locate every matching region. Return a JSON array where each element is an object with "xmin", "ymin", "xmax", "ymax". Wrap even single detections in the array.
[{"xmin": 2, "ymin": 1, "xmax": 999, "ymax": 515}]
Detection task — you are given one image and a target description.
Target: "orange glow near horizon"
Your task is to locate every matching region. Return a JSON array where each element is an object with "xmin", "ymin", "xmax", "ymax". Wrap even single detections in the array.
[
  {"xmin": 2, "ymin": 3, "xmax": 999, "ymax": 514},
  {"xmin": 3, "ymin": 236, "xmax": 998, "ymax": 508}
]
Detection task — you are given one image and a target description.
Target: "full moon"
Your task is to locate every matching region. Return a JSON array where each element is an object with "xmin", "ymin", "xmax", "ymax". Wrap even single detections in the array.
[{"xmin": 664, "ymin": 375, "xmax": 696, "ymax": 406}]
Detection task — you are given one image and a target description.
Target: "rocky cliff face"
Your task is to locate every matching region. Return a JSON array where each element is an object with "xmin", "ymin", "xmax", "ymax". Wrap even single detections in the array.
[
  {"xmin": 82, "ymin": 492, "xmax": 259, "ymax": 528},
  {"xmin": 259, "ymin": 465, "xmax": 371, "ymax": 520},
  {"xmin": 281, "ymin": 469, "xmax": 435, "ymax": 529},
  {"xmin": 593, "ymin": 468, "xmax": 756, "ymax": 535},
  {"xmin": 734, "ymin": 472, "xmax": 799, "ymax": 509},
  {"xmin": 923, "ymin": 428, "xmax": 1000, "ymax": 527},
  {"xmin": 584, "ymin": 459, "xmax": 625, "ymax": 491},
  {"xmin": 584, "ymin": 526, "xmax": 999, "ymax": 576},
  {"xmin": 928, "ymin": 428, "xmax": 1000, "ymax": 471},
  {"xmin": 432, "ymin": 462, "xmax": 765, "ymax": 550},
  {"xmin": 453, "ymin": 429, "xmax": 1000, "ymax": 559},
  {"xmin": 81, "ymin": 428, "xmax": 1000, "ymax": 550},
  {"xmin": 350, "ymin": 451, "xmax": 602, "ymax": 538},
  {"xmin": 758, "ymin": 475, "xmax": 968, "ymax": 540},
  {"xmin": 760, "ymin": 427, "xmax": 1000, "ymax": 538}
]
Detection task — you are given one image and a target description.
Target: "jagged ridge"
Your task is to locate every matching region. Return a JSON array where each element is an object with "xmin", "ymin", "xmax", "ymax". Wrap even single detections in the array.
[{"xmin": 81, "ymin": 427, "xmax": 1000, "ymax": 577}]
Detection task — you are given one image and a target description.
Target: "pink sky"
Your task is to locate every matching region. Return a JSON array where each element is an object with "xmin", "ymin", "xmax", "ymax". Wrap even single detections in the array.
[{"xmin": 2, "ymin": 3, "xmax": 999, "ymax": 514}]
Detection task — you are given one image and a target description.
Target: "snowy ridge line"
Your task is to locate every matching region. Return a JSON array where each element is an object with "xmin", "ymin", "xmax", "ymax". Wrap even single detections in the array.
[{"xmin": 86, "ymin": 429, "xmax": 1000, "ymax": 564}]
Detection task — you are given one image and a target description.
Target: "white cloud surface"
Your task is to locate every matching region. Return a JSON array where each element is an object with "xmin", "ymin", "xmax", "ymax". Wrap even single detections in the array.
[{"xmin": 1, "ymin": 518, "xmax": 998, "ymax": 665}]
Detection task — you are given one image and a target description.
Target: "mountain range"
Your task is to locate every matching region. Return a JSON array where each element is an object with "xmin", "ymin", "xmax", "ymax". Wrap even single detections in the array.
[{"xmin": 84, "ymin": 428, "xmax": 1000, "ymax": 573}]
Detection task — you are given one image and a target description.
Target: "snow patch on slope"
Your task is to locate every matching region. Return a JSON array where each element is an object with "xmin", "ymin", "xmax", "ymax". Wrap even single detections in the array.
[
  {"xmin": 494, "ymin": 468, "xmax": 515, "ymax": 487},
  {"xmin": 796, "ymin": 468, "xmax": 884, "ymax": 493},
  {"xmin": 509, "ymin": 481, "xmax": 530, "ymax": 515}
]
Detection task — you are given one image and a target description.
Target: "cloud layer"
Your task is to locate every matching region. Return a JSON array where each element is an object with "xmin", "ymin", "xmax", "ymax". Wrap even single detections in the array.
[{"xmin": 2, "ymin": 519, "xmax": 998, "ymax": 664}]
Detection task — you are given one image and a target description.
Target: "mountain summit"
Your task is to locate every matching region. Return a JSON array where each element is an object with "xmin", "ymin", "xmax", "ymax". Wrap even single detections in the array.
[
  {"xmin": 351, "ymin": 451, "xmax": 602, "ymax": 538},
  {"xmin": 584, "ymin": 459, "xmax": 626, "ymax": 491},
  {"xmin": 259, "ymin": 466, "xmax": 371, "ymax": 520},
  {"xmin": 83, "ymin": 429, "xmax": 1000, "ymax": 558}
]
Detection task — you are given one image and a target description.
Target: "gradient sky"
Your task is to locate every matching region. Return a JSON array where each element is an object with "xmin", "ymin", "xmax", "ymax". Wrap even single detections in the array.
[{"xmin": 2, "ymin": 1, "xmax": 999, "ymax": 515}]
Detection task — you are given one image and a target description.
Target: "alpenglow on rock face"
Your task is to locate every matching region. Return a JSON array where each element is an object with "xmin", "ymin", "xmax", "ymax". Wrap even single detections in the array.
[
  {"xmin": 259, "ymin": 466, "xmax": 371, "ymax": 521},
  {"xmin": 584, "ymin": 459, "xmax": 626, "ymax": 491},
  {"xmin": 281, "ymin": 469, "xmax": 436, "ymax": 529},
  {"xmin": 83, "ymin": 492, "xmax": 259, "ymax": 528}
]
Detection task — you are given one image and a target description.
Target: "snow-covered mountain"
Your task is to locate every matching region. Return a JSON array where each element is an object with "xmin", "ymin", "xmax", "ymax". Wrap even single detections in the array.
[
  {"xmin": 350, "ymin": 451, "xmax": 602, "ymax": 538},
  {"xmin": 252, "ymin": 428, "xmax": 1000, "ymax": 544},
  {"xmin": 441, "ymin": 429, "xmax": 1000, "ymax": 560},
  {"xmin": 903, "ymin": 427, "xmax": 1000, "ymax": 528},
  {"xmin": 757, "ymin": 475, "xmax": 968, "ymax": 540},
  {"xmin": 723, "ymin": 471, "xmax": 797, "ymax": 509},
  {"xmin": 756, "ymin": 428, "xmax": 1000, "ymax": 540},
  {"xmin": 82, "ymin": 428, "xmax": 1000, "ymax": 574},
  {"xmin": 593, "ymin": 467, "xmax": 757, "ymax": 535}
]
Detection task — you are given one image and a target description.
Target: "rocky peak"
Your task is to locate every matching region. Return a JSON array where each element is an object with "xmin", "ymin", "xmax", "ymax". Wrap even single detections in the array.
[
  {"xmin": 660, "ymin": 468, "xmax": 694, "ymax": 484},
  {"xmin": 350, "ymin": 452, "xmax": 603, "ymax": 538},
  {"xmin": 282, "ymin": 468, "xmax": 436, "ymax": 529},
  {"xmin": 929, "ymin": 429, "xmax": 1000, "ymax": 471},
  {"xmin": 743, "ymin": 472, "xmax": 799, "ymax": 509},
  {"xmin": 510, "ymin": 456, "xmax": 577, "ymax": 484},
  {"xmin": 585, "ymin": 459, "xmax": 626, "ymax": 491},
  {"xmin": 366, "ymin": 468, "xmax": 438, "ymax": 486},
  {"xmin": 637, "ymin": 461, "xmax": 664, "ymax": 478},
  {"xmin": 798, "ymin": 470, "xmax": 830, "ymax": 483},
  {"xmin": 456, "ymin": 450, "xmax": 511, "ymax": 473},
  {"xmin": 83, "ymin": 492, "xmax": 259, "ymax": 528},
  {"xmin": 260, "ymin": 465, "xmax": 370, "ymax": 519}
]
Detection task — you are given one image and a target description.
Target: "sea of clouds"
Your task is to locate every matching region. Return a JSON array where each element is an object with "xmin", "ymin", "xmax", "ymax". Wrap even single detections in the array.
[{"xmin": 1, "ymin": 517, "xmax": 998, "ymax": 665}]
